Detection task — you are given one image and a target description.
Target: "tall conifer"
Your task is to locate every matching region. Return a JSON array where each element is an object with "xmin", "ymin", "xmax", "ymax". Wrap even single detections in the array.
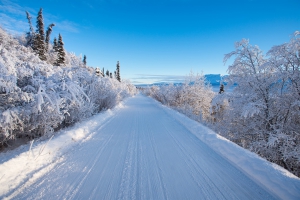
[
  {"xmin": 219, "ymin": 84, "xmax": 225, "ymax": 94},
  {"xmin": 83, "ymin": 55, "xmax": 87, "ymax": 66},
  {"xmin": 35, "ymin": 8, "xmax": 46, "ymax": 60},
  {"xmin": 56, "ymin": 34, "xmax": 66, "ymax": 66},
  {"xmin": 45, "ymin": 23, "xmax": 55, "ymax": 51},
  {"xmin": 53, "ymin": 37, "xmax": 58, "ymax": 52},
  {"xmin": 25, "ymin": 11, "xmax": 35, "ymax": 48},
  {"xmin": 116, "ymin": 61, "xmax": 121, "ymax": 82}
]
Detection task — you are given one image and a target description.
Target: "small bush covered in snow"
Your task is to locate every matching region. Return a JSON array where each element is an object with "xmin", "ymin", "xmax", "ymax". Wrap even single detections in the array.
[{"xmin": 146, "ymin": 72, "xmax": 215, "ymax": 122}]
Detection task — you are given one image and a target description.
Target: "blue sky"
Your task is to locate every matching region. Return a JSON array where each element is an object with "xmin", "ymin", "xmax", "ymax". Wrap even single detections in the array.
[{"xmin": 1, "ymin": 0, "xmax": 300, "ymax": 85}]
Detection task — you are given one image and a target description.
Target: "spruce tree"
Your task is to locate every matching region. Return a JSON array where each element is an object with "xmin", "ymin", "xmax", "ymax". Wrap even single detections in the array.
[
  {"xmin": 56, "ymin": 34, "xmax": 66, "ymax": 66},
  {"xmin": 25, "ymin": 11, "xmax": 35, "ymax": 48},
  {"xmin": 53, "ymin": 37, "xmax": 58, "ymax": 52},
  {"xmin": 37, "ymin": 8, "xmax": 45, "ymax": 42},
  {"xmin": 95, "ymin": 68, "xmax": 101, "ymax": 76},
  {"xmin": 116, "ymin": 61, "xmax": 121, "ymax": 82},
  {"xmin": 83, "ymin": 55, "xmax": 87, "ymax": 66},
  {"xmin": 106, "ymin": 70, "xmax": 110, "ymax": 77},
  {"xmin": 110, "ymin": 72, "xmax": 113, "ymax": 78},
  {"xmin": 219, "ymin": 84, "xmax": 225, "ymax": 94},
  {"xmin": 35, "ymin": 8, "xmax": 47, "ymax": 61},
  {"xmin": 45, "ymin": 23, "xmax": 55, "ymax": 51}
]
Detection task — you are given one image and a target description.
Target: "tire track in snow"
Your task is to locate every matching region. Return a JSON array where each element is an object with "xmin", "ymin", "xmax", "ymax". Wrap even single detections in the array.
[
  {"xmin": 147, "ymin": 121, "xmax": 169, "ymax": 200},
  {"xmin": 95, "ymin": 111, "xmax": 134, "ymax": 200},
  {"xmin": 56, "ymin": 112, "xmax": 120, "ymax": 199},
  {"xmin": 117, "ymin": 112, "xmax": 138, "ymax": 200},
  {"xmin": 163, "ymin": 126, "xmax": 215, "ymax": 197},
  {"xmin": 61, "ymin": 125, "xmax": 116, "ymax": 199},
  {"xmin": 158, "ymin": 103, "xmax": 275, "ymax": 199},
  {"xmin": 161, "ymin": 119, "xmax": 230, "ymax": 199}
]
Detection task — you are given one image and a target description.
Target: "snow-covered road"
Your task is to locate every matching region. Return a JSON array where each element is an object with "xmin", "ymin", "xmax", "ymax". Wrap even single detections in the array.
[{"xmin": 2, "ymin": 94, "xmax": 300, "ymax": 199}]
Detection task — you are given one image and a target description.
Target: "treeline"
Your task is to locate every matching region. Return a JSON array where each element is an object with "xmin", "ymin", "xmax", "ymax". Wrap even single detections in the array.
[
  {"xmin": 144, "ymin": 32, "xmax": 300, "ymax": 177},
  {"xmin": 0, "ymin": 9, "xmax": 136, "ymax": 149},
  {"xmin": 25, "ymin": 8, "xmax": 65, "ymax": 66}
]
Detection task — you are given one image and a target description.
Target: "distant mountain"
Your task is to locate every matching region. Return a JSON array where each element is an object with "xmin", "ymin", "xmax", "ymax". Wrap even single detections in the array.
[{"xmin": 135, "ymin": 74, "xmax": 228, "ymax": 87}]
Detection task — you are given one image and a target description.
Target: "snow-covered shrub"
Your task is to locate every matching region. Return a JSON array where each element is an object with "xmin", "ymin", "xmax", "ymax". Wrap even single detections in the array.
[
  {"xmin": 0, "ymin": 27, "xmax": 136, "ymax": 147},
  {"xmin": 146, "ymin": 72, "xmax": 215, "ymax": 122}
]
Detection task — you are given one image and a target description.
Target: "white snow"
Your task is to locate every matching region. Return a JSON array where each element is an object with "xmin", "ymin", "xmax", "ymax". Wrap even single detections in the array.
[
  {"xmin": 0, "ymin": 103, "xmax": 124, "ymax": 199},
  {"xmin": 0, "ymin": 94, "xmax": 299, "ymax": 199}
]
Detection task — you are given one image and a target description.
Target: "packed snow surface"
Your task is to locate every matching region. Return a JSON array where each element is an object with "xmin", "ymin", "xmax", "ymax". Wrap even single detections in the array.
[{"xmin": 1, "ymin": 94, "xmax": 300, "ymax": 199}]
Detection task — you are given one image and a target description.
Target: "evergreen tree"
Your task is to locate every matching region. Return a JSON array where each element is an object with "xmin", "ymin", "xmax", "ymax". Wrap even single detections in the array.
[
  {"xmin": 56, "ymin": 34, "xmax": 66, "ymax": 66},
  {"xmin": 36, "ymin": 8, "xmax": 45, "ymax": 42},
  {"xmin": 219, "ymin": 84, "xmax": 225, "ymax": 94},
  {"xmin": 25, "ymin": 11, "xmax": 35, "ymax": 48},
  {"xmin": 102, "ymin": 68, "xmax": 105, "ymax": 75},
  {"xmin": 53, "ymin": 37, "xmax": 58, "ymax": 52},
  {"xmin": 116, "ymin": 61, "xmax": 121, "ymax": 82},
  {"xmin": 34, "ymin": 8, "xmax": 47, "ymax": 60},
  {"xmin": 45, "ymin": 23, "xmax": 55, "ymax": 51},
  {"xmin": 106, "ymin": 70, "xmax": 110, "ymax": 77},
  {"xmin": 95, "ymin": 67, "xmax": 101, "ymax": 76},
  {"xmin": 83, "ymin": 55, "xmax": 87, "ymax": 66},
  {"xmin": 110, "ymin": 72, "xmax": 113, "ymax": 78},
  {"xmin": 25, "ymin": 8, "xmax": 55, "ymax": 61}
]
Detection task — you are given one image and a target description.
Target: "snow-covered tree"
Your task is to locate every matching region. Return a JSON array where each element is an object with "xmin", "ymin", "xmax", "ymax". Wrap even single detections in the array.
[
  {"xmin": 83, "ymin": 55, "xmax": 87, "ymax": 66},
  {"xmin": 219, "ymin": 84, "xmax": 224, "ymax": 94},
  {"xmin": 144, "ymin": 32, "xmax": 300, "ymax": 177},
  {"xmin": 147, "ymin": 72, "xmax": 215, "ymax": 121},
  {"xmin": 25, "ymin": 11, "xmax": 35, "ymax": 48},
  {"xmin": 45, "ymin": 23, "xmax": 55, "ymax": 51},
  {"xmin": 211, "ymin": 35, "xmax": 300, "ymax": 177},
  {"xmin": 56, "ymin": 34, "xmax": 66, "ymax": 66},
  {"xmin": 116, "ymin": 61, "xmax": 121, "ymax": 82},
  {"xmin": 34, "ymin": 8, "xmax": 47, "ymax": 61},
  {"xmin": 53, "ymin": 37, "xmax": 58, "ymax": 52},
  {"xmin": 25, "ymin": 8, "xmax": 56, "ymax": 63}
]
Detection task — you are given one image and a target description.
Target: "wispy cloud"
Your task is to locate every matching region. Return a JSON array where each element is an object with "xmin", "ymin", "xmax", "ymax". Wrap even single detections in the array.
[
  {"xmin": 0, "ymin": 0, "xmax": 35, "ymax": 34},
  {"xmin": 54, "ymin": 20, "xmax": 79, "ymax": 33},
  {"xmin": 0, "ymin": 0, "xmax": 79, "ymax": 35},
  {"xmin": 0, "ymin": 13, "xmax": 28, "ymax": 34},
  {"xmin": 0, "ymin": 0, "xmax": 27, "ymax": 15}
]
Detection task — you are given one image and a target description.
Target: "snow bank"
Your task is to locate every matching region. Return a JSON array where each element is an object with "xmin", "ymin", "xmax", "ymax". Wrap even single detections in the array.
[
  {"xmin": 157, "ymin": 100, "xmax": 300, "ymax": 200},
  {"xmin": 0, "ymin": 102, "xmax": 126, "ymax": 199}
]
